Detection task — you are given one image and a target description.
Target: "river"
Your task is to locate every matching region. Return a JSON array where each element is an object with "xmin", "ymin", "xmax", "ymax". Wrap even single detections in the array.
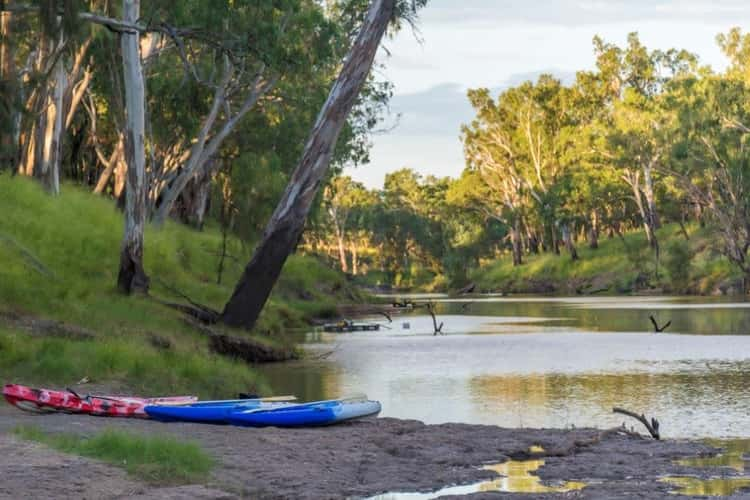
[{"xmin": 259, "ymin": 295, "xmax": 750, "ymax": 439}]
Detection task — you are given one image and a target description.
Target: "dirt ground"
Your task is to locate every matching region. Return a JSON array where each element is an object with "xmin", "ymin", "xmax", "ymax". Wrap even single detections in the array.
[{"xmin": 0, "ymin": 404, "xmax": 744, "ymax": 499}]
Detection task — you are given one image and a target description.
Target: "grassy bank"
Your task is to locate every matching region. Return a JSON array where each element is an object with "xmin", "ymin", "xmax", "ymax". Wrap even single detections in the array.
[
  {"xmin": 472, "ymin": 224, "xmax": 741, "ymax": 295},
  {"xmin": 0, "ymin": 176, "xmax": 356, "ymax": 395},
  {"xmin": 13, "ymin": 425, "xmax": 213, "ymax": 484}
]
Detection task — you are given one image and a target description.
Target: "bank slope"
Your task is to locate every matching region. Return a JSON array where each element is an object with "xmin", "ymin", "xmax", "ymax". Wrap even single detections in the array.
[{"xmin": 0, "ymin": 176, "xmax": 356, "ymax": 395}]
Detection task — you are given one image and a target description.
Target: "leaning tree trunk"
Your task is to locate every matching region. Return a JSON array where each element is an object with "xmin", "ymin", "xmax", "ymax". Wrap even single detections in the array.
[
  {"xmin": 117, "ymin": 0, "xmax": 149, "ymax": 294},
  {"xmin": 221, "ymin": 0, "xmax": 396, "ymax": 329}
]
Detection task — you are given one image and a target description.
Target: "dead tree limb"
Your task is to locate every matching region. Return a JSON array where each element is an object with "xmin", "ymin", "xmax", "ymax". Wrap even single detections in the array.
[
  {"xmin": 425, "ymin": 301, "xmax": 444, "ymax": 335},
  {"xmin": 613, "ymin": 407, "xmax": 660, "ymax": 440},
  {"xmin": 649, "ymin": 315, "xmax": 671, "ymax": 333},
  {"xmin": 152, "ymin": 278, "xmax": 220, "ymax": 324},
  {"xmin": 377, "ymin": 311, "xmax": 392, "ymax": 323}
]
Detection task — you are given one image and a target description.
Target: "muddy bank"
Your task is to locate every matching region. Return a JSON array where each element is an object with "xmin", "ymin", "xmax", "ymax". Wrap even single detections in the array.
[{"xmin": 0, "ymin": 406, "xmax": 741, "ymax": 499}]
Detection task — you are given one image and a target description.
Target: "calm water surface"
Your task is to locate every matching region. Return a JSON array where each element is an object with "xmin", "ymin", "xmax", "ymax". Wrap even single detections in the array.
[{"xmin": 259, "ymin": 296, "xmax": 750, "ymax": 439}]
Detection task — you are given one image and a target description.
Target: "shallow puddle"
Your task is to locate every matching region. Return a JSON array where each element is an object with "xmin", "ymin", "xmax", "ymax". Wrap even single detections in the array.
[
  {"xmin": 661, "ymin": 477, "xmax": 750, "ymax": 496},
  {"xmin": 368, "ymin": 457, "xmax": 585, "ymax": 499},
  {"xmin": 663, "ymin": 439, "xmax": 750, "ymax": 496},
  {"xmin": 677, "ymin": 439, "xmax": 750, "ymax": 472}
]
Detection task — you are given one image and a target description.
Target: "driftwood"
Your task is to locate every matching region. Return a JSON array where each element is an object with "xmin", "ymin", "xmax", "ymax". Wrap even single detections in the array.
[
  {"xmin": 613, "ymin": 407, "xmax": 660, "ymax": 440},
  {"xmin": 424, "ymin": 301, "xmax": 444, "ymax": 335},
  {"xmin": 649, "ymin": 315, "xmax": 671, "ymax": 333},
  {"xmin": 377, "ymin": 311, "xmax": 393, "ymax": 323},
  {"xmin": 457, "ymin": 282, "xmax": 476, "ymax": 295}
]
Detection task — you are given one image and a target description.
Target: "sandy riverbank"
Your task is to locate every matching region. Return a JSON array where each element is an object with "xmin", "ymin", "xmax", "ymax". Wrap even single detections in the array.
[{"xmin": 0, "ymin": 405, "xmax": 739, "ymax": 499}]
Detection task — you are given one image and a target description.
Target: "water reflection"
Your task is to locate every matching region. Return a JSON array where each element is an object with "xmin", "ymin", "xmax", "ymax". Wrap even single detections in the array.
[
  {"xmin": 259, "ymin": 296, "xmax": 750, "ymax": 439},
  {"xmin": 663, "ymin": 439, "xmax": 750, "ymax": 496},
  {"xmin": 469, "ymin": 369, "xmax": 750, "ymax": 437},
  {"xmin": 678, "ymin": 439, "xmax": 750, "ymax": 472},
  {"xmin": 368, "ymin": 458, "xmax": 585, "ymax": 499},
  {"xmin": 410, "ymin": 296, "xmax": 750, "ymax": 335},
  {"xmin": 661, "ymin": 477, "xmax": 750, "ymax": 496}
]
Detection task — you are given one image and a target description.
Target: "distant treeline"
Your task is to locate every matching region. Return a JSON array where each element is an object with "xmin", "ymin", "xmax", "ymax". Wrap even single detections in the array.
[{"xmin": 312, "ymin": 31, "xmax": 750, "ymax": 292}]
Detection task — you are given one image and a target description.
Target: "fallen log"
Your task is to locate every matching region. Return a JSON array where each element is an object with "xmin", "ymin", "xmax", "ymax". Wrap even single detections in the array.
[{"xmin": 613, "ymin": 407, "xmax": 660, "ymax": 440}]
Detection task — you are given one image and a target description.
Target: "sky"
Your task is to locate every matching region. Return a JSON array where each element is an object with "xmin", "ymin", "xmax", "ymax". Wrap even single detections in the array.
[{"xmin": 343, "ymin": 0, "xmax": 750, "ymax": 188}]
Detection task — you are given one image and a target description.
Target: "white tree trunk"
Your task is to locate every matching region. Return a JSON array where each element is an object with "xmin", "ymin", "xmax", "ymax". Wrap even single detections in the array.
[
  {"xmin": 117, "ymin": 0, "xmax": 149, "ymax": 294},
  {"xmin": 152, "ymin": 70, "xmax": 276, "ymax": 225}
]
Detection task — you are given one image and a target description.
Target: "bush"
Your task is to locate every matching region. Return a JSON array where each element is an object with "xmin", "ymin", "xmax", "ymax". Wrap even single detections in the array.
[{"xmin": 664, "ymin": 239, "xmax": 694, "ymax": 293}]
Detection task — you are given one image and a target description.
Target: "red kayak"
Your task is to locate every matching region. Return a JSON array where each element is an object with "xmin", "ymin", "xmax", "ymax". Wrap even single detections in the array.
[{"xmin": 3, "ymin": 384, "xmax": 197, "ymax": 417}]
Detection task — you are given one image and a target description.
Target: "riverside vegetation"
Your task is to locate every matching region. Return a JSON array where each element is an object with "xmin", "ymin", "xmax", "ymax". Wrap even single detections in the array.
[{"xmin": 0, "ymin": 176, "xmax": 356, "ymax": 396}]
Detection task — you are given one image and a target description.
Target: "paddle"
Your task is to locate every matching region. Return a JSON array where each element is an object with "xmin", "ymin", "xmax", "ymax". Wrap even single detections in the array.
[
  {"xmin": 151, "ymin": 395, "xmax": 299, "ymax": 407},
  {"xmin": 232, "ymin": 393, "xmax": 369, "ymax": 415}
]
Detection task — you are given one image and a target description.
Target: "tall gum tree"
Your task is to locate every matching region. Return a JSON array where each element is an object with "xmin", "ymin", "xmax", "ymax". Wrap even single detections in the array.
[
  {"xmin": 221, "ymin": 0, "xmax": 401, "ymax": 329},
  {"xmin": 117, "ymin": 0, "xmax": 149, "ymax": 294}
]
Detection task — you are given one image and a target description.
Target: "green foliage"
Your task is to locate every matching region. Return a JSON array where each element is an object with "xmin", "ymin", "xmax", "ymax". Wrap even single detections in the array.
[
  {"xmin": 664, "ymin": 239, "xmax": 694, "ymax": 293},
  {"xmin": 474, "ymin": 224, "xmax": 738, "ymax": 294},
  {"xmin": 0, "ymin": 328, "xmax": 264, "ymax": 397},
  {"xmin": 0, "ymin": 176, "xmax": 355, "ymax": 392},
  {"xmin": 13, "ymin": 425, "xmax": 213, "ymax": 485}
]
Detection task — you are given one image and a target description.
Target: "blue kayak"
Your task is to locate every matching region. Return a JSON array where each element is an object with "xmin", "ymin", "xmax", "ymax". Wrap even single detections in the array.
[
  {"xmin": 227, "ymin": 399, "xmax": 381, "ymax": 427},
  {"xmin": 145, "ymin": 400, "xmax": 290, "ymax": 423}
]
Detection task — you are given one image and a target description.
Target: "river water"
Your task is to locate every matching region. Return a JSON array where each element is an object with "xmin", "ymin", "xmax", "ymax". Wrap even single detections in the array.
[{"xmin": 259, "ymin": 295, "xmax": 750, "ymax": 439}]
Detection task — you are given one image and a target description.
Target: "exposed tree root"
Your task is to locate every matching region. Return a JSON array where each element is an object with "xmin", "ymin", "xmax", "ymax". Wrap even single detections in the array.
[{"xmin": 180, "ymin": 317, "xmax": 297, "ymax": 363}]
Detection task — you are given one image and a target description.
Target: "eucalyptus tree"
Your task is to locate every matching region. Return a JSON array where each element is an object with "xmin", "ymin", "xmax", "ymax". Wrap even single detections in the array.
[
  {"xmin": 118, "ymin": 0, "xmax": 148, "ymax": 293},
  {"xmin": 664, "ymin": 72, "xmax": 750, "ymax": 292},
  {"xmin": 462, "ymin": 75, "xmax": 577, "ymax": 263},
  {"xmin": 149, "ymin": 0, "xmax": 346, "ymax": 225},
  {"xmin": 323, "ymin": 175, "xmax": 368, "ymax": 272},
  {"xmin": 2, "ymin": 1, "xmax": 94, "ymax": 193},
  {"xmin": 222, "ymin": 0, "xmax": 427, "ymax": 329},
  {"xmin": 594, "ymin": 33, "xmax": 696, "ymax": 252}
]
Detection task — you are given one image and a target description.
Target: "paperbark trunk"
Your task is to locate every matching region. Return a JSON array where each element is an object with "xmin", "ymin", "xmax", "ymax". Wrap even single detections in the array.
[
  {"xmin": 561, "ymin": 223, "xmax": 578, "ymax": 261},
  {"xmin": 0, "ymin": 7, "xmax": 16, "ymax": 170},
  {"xmin": 643, "ymin": 162, "xmax": 660, "ymax": 230},
  {"xmin": 336, "ymin": 226, "xmax": 349, "ymax": 273},
  {"xmin": 587, "ymin": 210, "xmax": 599, "ymax": 249},
  {"xmin": 351, "ymin": 240, "xmax": 358, "ymax": 275},
  {"xmin": 221, "ymin": 0, "xmax": 395, "ymax": 329},
  {"xmin": 117, "ymin": 0, "xmax": 149, "ymax": 294},
  {"xmin": 510, "ymin": 217, "xmax": 523, "ymax": 267}
]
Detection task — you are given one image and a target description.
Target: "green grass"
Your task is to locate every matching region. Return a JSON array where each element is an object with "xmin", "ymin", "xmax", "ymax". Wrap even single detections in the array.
[
  {"xmin": 0, "ymin": 327, "xmax": 265, "ymax": 397},
  {"xmin": 473, "ymin": 224, "xmax": 743, "ymax": 295},
  {"xmin": 0, "ymin": 175, "xmax": 355, "ymax": 395},
  {"xmin": 13, "ymin": 425, "xmax": 213, "ymax": 485}
]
